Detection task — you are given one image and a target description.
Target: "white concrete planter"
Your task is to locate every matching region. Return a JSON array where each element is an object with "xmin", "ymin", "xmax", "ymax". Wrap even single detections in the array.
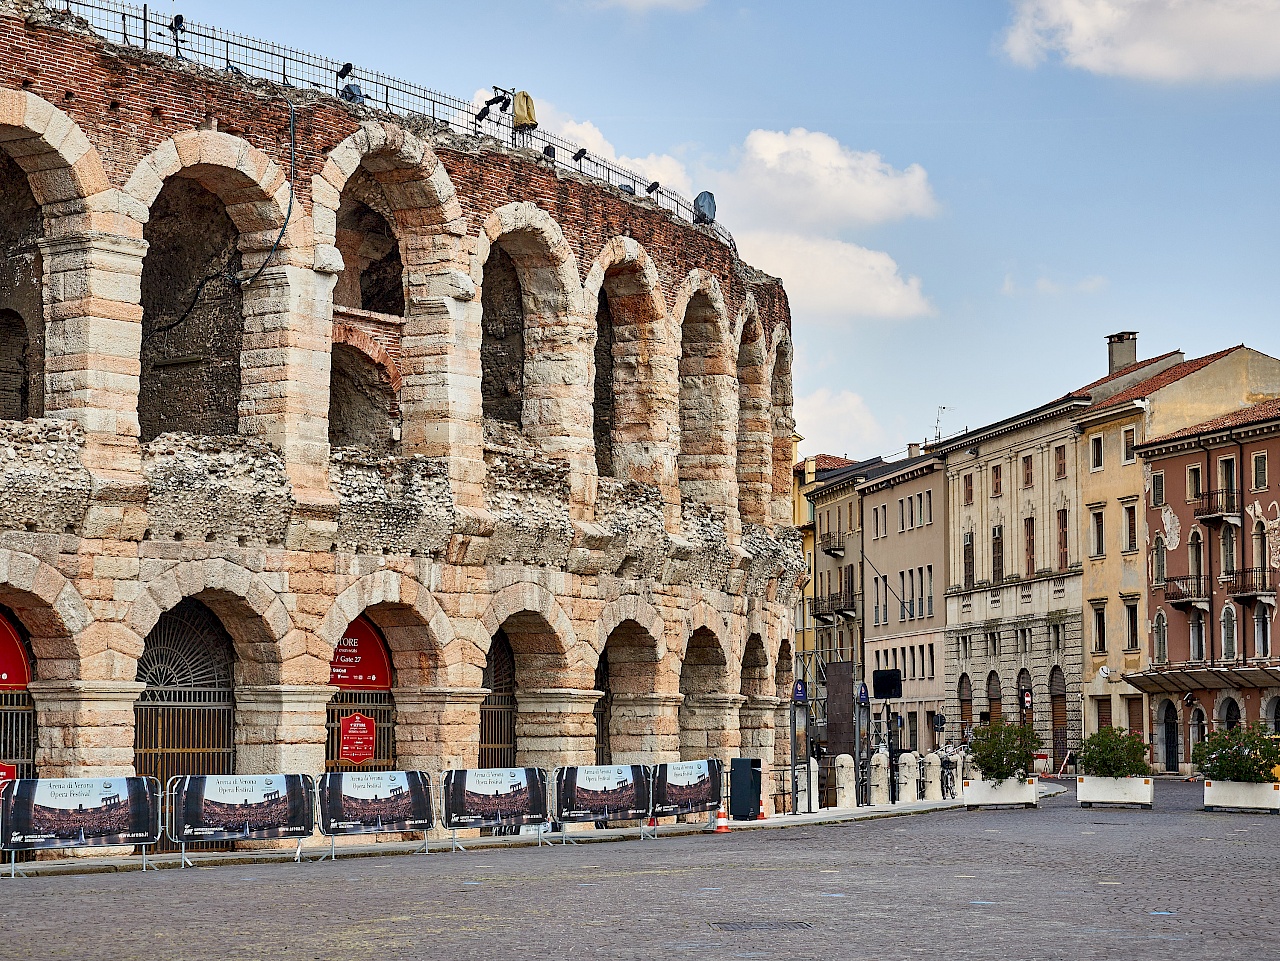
[
  {"xmin": 1203, "ymin": 779, "xmax": 1280, "ymax": 813},
  {"xmin": 962, "ymin": 776, "xmax": 1038, "ymax": 809},
  {"xmin": 1076, "ymin": 776, "xmax": 1154, "ymax": 809}
]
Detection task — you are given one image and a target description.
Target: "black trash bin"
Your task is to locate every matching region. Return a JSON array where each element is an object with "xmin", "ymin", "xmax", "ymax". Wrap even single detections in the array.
[{"xmin": 730, "ymin": 757, "xmax": 762, "ymax": 821}]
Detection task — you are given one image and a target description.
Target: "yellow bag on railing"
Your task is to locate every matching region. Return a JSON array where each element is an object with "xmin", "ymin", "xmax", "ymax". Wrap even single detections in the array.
[{"xmin": 513, "ymin": 90, "xmax": 538, "ymax": 130}]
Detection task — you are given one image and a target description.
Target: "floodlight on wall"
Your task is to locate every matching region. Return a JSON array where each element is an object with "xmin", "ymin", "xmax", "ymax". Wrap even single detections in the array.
[
  {"xmin": 340, "ymin": 83, "xmax": 366, "ymax": 105},
  {"xmin": 337, "ymin": 62, "xmax": 354, "ymax": 80},
  {"xmin": 645, "ymin": 181, "xmax": 660, "ymax": 195},
  {"xmin": 542, "ymin": 145, "xmax": 556, "ymax": 161},
  {"xmin": 619, "ymin": 183, "xmax": 636, "ymax": 196},
  {"xmin": 475, "ymin": 105, "xmax": 491, "ymax": 122},
  {"xmin": 484, "ymin": 94, "xmax": 506, "ymax": 107},
  {"xmin": 572, "ymin": 148, "xmax": 587, "ymax": 162}
]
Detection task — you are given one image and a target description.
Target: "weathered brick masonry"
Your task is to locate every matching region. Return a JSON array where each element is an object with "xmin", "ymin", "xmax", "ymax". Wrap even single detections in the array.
[{"xmin": 0, "ymin": 0, "xmax": 802, "ymax": 826}]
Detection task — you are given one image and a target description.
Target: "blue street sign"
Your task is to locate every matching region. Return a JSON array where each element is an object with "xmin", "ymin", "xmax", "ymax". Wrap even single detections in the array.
[
  {"xmin": 793, "ymin": 680, "xmax": 808, "ymax": 704},
  {"xmin": 857, "ymin": 683, "xmax": 870, "ymax": 707}
]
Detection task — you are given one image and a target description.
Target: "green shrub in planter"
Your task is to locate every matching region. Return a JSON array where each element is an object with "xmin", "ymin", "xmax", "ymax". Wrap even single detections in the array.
[
  {"xmin": 1077, "ymin": 726, "xmax": 1150, "ymax": 778},
  {"xmin": 1192, "ymin": 723, "xmax": 1280, "ymax": 783},
  {"xmin": 967, "ymin": 722, "xmax": 1043, "ymax": 785}
]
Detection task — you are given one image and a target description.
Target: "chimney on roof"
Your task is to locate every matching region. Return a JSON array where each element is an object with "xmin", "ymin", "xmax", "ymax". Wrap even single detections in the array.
[
  {"xmin": 908, "ymin": 443, "xmax": 921, "ymax": 458},
  {"xmin": 1107, "ymin": 331, "xmax": 1138, "ymax": 375}
]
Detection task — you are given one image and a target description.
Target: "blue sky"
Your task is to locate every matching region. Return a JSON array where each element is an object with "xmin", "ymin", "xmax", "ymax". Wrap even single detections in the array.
[{"xmin": 159, "ymin": 0, "xmax": 1280, "ymax": 459}]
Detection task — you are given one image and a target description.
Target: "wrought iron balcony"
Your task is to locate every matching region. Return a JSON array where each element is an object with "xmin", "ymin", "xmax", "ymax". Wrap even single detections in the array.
[
  {"xmin": 1228, "ymin": 567, "xmax": 1274, "ymax": 599},
  {"xmin": 1163, "ymin": 574, "xmax": 1209, "ymax": 607},
  {"xmin": 1194, "ymin": 489, "xmax": 1240, "ymax": 520},
  {"xmin": 819, "ymin": 530, "xmax": 846, "ymax": 557}
]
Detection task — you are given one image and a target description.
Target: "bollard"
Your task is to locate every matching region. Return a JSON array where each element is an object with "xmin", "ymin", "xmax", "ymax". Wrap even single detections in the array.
[
  {"xmin": 898, "ymin": 751, "xmax": 921, "ymax": 802},
  {"xmin": 834, "ymin": 753, "xmax": 857, "ymax": 809},
  {"xmin": 922, "ymin": 752, "xmax": 943, "ymax": 801},
  {"xmin": 869, "ymin": 751, "xmax": 890, "ymax": 805}
]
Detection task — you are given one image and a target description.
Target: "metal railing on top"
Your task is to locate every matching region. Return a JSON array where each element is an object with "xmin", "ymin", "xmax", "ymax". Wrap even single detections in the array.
[{"xmin": 57, "ymin": 0, "xmax": 736, "ymax": 252}]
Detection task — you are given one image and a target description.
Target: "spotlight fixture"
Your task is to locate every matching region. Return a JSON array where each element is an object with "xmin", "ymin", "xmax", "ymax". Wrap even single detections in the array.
[
  {"xmin": 500, "ymin": 96, "xmax": 512, "ymax": 112},
  {"xmin": 542, "ymin": 145, "xmax": 556, "ymax": 161},
  {"xmin": 645, "ymin": 181, "xmax": 660, "ymax": 195},
  {"xmin": 340, "ymin": 83, "xmax": 365, "ymax": 105},
  {"xmin": 337, "ymin": 62, "xmax": 354, "ymax": 80},
  {"xmin": 619, "ymin": 183, "xmax": 636, "ymax": 196},
  {"xmin": 572, "ymin": 147, "xmax": 587, "ymax": 162},
  {"xmin": 475, "ymin": 105, "xmax": 491, "ymax": 122},
  {"xmin": 484, "ymin": 94, "xmax": 506, "ymax": 107}
]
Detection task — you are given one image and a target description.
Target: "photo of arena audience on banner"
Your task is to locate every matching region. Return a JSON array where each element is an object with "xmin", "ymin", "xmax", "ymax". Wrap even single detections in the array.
[
  {"xmin": 318, "ymin": 771, "xmax": 434, "ymax": 835},
  {"xmin": 554, "ymin": 765, "xmax": 651, "ymax": 823},
  {"xmin": 651, "ymin": 759, "xmax": 722, "ymax": 816},
  {"xmin": 442, "ymin": 768, "xmax": 548, "ymax": 829},
  {"xmin": 0, "ymin": 777, "xmax": 161, "ymax": 850},
  {"xmin": 170, "ymin": 774, "xmax": 315, "ymax": 843}
]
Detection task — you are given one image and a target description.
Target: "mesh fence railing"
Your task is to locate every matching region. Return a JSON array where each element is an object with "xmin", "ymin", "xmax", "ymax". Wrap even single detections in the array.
[{"xmin": 58, "ymin": 0, "xmax": 736, "ymax": 251}]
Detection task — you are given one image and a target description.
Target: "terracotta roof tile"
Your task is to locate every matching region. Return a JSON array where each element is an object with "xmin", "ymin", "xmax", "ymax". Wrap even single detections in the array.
[
  {"xmin": 1075, "ymin": 351, "xmax": 1182, "ymax": 394},
  {"xmin": 1144, "ymin": 396, "xmax": 1280, "ymax": 446},
  {"xmin": 1089, "ymin": 346, "xmax": 1242, "ymax": 411},
  {"xmin": 794, "ymin": 453, "xmax": 857, "ymax": 472}
]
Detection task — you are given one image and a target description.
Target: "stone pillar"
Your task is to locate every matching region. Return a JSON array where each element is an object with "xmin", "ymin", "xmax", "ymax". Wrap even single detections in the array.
[
  {"xmin": 679, "ymin": 692, "xmax": 745, "ymax": 765},
  {"xmin": 609, "ymin": 692, "xmax": 683, "ymax": 764},
  {"xmin": 39, "ymin": 231, "xmax": 148, "ymax": 473},
  {"xmin": 899, "ymin": 751, "xmax": 921, "ymax": 802},
  {"xmin": 834, "ymin": 753, "xmax": 857, "ymax": 809},
  {"xmin": 392, "ymin": 687, "xmax": 487, "ymax": 774},
  {"xmin": 234, "ymin": 685, "xmax": 335, "ymax": 775},
  {"xmin": 869, "ymin": 751, "xmax": 890, "ymax": 806},
  {"xmin": 27, "ymin": 680, "xmax": 145, "ymax": 778},
  {"xmin": 514, "ymin": 688, "xmax": 601, "ymax": 770},
  {"xmin": 922, "ymin": 752, "xmax": 943, "ymax": 801}
]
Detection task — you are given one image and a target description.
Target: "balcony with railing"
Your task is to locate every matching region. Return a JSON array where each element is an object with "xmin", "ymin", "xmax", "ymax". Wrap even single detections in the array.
[
  {"xmin": 1162, "ymin": 574, "xmax": 1209, "ymax": 607},
  {"xmin": 1194, "ymin": 489, "xmax": 1240, "ymax": 520},
  {"xmin": 1228, "ymin": 567, "xmax": 1274, "ymax": 599},
  {"xmin": 814, "ymin": 589, "xmax": 858, "ymax": 620},
  {"xmin": 819, "ymin": 530, "xmax": 846, "ymax": 557}
]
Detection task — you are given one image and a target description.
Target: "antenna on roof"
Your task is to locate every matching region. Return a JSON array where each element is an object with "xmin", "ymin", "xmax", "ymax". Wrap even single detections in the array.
[{"xmin": 934, "ymin": 406, "xmax": 949, "ymax": 443}]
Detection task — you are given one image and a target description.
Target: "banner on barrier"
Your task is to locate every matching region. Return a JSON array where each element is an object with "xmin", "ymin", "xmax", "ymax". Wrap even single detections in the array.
[
  {"xmin": 170, "ymin": 774, "xmax": 315, "ymax": 843},
  {"xmin": 651, "ymin": 759, "xmax": 722, "ymax": 816},
  {"xmin": 0, "ymin": 777, "xmax": 161, "ymax": 850},
  {"xmin": 554, "ymin": 765, "xmax": 651, "ymax": 823},
  {"xmin": 442, "ymin": 767, "xmax": 547, "ymax": 829},
  {"xmin": 318, "ymin": 771, "xmax": 433, "ymax": 836}
]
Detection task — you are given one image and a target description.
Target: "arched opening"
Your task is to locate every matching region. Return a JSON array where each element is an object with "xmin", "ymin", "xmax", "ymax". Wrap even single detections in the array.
[
  {"xmin": 325, "ymin": 614, "xmax": 396, "ymax": 772},
  {"xmin": 1221, "ymin": 697, "xmax": 1241, "ymax": 731},
  {"xmin": 1255, "ymin": 607, "xmax": 1271, "ymax": 659},
  {"xmin": 139, "ymin": 178, "xmax": 243, "ymax": 441},
  {"xmin": 0, "ymin": 604, "xmax": 35, "ymax": 780},
  {"xmin": 593, "ymin": 286, "xmax": 615, "ymax": 478},
  {"xmin": 1271, "ymin": 697, "xmax": 1280, "ymax": 734},
  {"xmin": 1160, "ymin": 700, "xmax": 1180, "ymax": 772},
  {"xmin": 0, "ymin": 150, "xmax": 44, "ymax": 421},
  {"xmin": 328, "ymin": 343, "xmax": 397, "ymax": 454},
  {"xmin": 1049, "ymin": 666, "xmax": 1068, "ymax": 769},
  {"xmin": 1189, "ymin": 707, "xmax": 1207, "ymax": 748},
  {"xmin": 958, "ymin": 673, "xmax": 973, "ymax": 732},
  {"xmin": 774, "ymin": 638, "xmax": 794, "ymax": 773},
  {"xmin": 596, "ymin": 618, "xmax": 662, "ymax": 765},
  {"xmin": 1190, "ymin": 610, "xmax": 1205, "ymax": 661},
  {"xmin": 738, "ymin": 632, "xmax": 772, "ymax": 768},
  {"xmin": 480, "ymin": 243, "xmax": 525, "ymax": 430},
  {"xmin": 1017, "ymin": 668, "xmax": 1033, "ymax": 725},
  {"xmin": 736, "ymin": 312, "xmax": 770, "ymax": 525},
  {"xmin": 480, "ymin": 629, "xmax": 517, "ymax": 769},
  {"xmin": 333, "ymin": 170, "xmax": 405, "ymax": 317},
  {"xmin": 134, "ymin": 598, "xmax": 236, "ymax": 850},
  {"xmin": 1222, "ymin": 604, "xmax": 1238, "ymax": 661},
  {"xmin": 1253, "ymin": 520, "xmax": 1268, "ymax": 574},
  {"xmin": 770, "ymin": 334, "xmax": 795, "ymax": 526},
  {"xmin": 679, "ymin": 627, "xmax": 732, "ymax": 761},
  {"xmin": 1188, "ymin": 530, "xmax": 1203, "ymax": 579},
  {"xmin": 1154, "ymin": 611, "xmax": 1168, "ymax": 663},
  {"xmin": 678, "ymin": 291, "xmax": 734, "ymax": 511},
  {"xmin": 986, "ymin": 670, "xmax": 1003, "ymax": 723}
]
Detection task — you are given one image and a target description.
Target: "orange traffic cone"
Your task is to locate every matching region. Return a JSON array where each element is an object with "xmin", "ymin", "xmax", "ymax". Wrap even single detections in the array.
[
  {"xmin": 713, "ymin": 803, "xmax": 731, "ymax": 833},
  {"xmin": 756, "ymin": 793, "xmax": 768, "ymax": 820}
]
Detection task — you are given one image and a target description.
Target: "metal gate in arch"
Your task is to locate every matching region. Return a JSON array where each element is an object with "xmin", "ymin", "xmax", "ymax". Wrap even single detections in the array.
[
  {"xmin": 326, "ymin": 615, "xmax": 396, "ymax": 772},
  {"xmin": 480, "ymin": 629, "xmax": 516, "ymax": 769},
  {"xmin": 0, "ymin": 608, "xmax": 36, "ymax": 780}
]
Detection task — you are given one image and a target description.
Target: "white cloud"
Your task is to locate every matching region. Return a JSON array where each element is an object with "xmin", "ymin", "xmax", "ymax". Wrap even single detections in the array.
[
  {"xmin": 1005, "ymin": 0, "xmax": 1280, "ymax": 81},
  {"xmin": 713, "ymin": 128, "xmax": 938, "ymax": 233},
  {"xmin": 1002, "ymin": 271, "xmax": 1110, "ymax": 296},
  {"xmin": 737, "ymin": 231, "xmax": 933, "ymax": 320},
  {"xmin": 593, "ymin": 0, "xmax": 705, "ymax": 10},
  {"xmin": 536, "ymin": 104, "xmax": 695, "ymax": 197},
  {"xmin": 1035, "ymin": 276, "xmax": 1063, "ymax": 295},
  {"xmin": 795, "ymin": 388, "xmax": 891, "ymax": 460}
]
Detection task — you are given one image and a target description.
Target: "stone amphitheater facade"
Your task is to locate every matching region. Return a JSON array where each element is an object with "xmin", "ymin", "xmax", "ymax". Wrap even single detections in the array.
[{"xmin": 0, "ymin": 1, "xmax": 803, "ymax": 807}]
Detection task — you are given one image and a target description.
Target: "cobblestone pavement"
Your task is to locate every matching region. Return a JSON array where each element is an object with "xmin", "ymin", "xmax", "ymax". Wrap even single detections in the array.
[{"xmin": 2, "ymin": 780, "xmax": 1275, "ymax": 961}]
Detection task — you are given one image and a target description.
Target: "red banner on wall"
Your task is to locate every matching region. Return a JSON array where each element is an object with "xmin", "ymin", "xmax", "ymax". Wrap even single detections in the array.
[
  {"xmin": 339, "ymin": 712, "xmax": 377, "ymax": 766},
  {"xmin": 329, "ymin": 616, "xmax": 392, "ymax": 691},
  {"xmin": 0, "ymin": 614, "xmax": 30, "ymax": 691}
]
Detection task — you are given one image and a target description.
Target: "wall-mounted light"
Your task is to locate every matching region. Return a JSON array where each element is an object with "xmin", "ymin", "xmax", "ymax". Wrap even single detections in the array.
[
  {"xmin": 645, "ymin": 181, "xmax": 660, "ymax": 195},
  {"xmin": 572, "ymin": 147, "xmax": 587, "ymax": 162}
]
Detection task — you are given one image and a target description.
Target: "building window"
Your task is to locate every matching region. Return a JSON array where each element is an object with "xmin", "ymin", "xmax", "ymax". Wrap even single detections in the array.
[
  {"xmin": 1124, "ymin": 504, "xmax": 1137, "ymax": 552},
  {"xmin": 1093, "ymin": 604, "xmax": 1107, "ymax": 653},
  {"xmin": 1022, "ymin": 454, "xmax": 1034, "ymax": 488},
  {"xmin": 1222, "ymin": 605, "xmax": 1238, "ymax": 661},
  {"xmin": 1051, "ymin": 623, "xmax": 1062, "ymax": 652},
  {"xmin": 991, "ymin": 464, "xmax": 1003, "ymax": 497},
  {"xmin": 1151, "ymin": 472, "xmax": 1165, "ymax": 508},
  {"xmin": 1255, "ymin": 608, "xmax": 1271, "ymax": 658},
  {"xmin": 1091, "ymin": 509, "xmax": 1105, "ymax": 557},
  {"xmin": 925, "ymin": 490, "xmax": 933, "ymax": 524},
  {"xmin": 873, "ymin": 506, "xmax": 880, "ymax": 539},
  {"xmin": 963, "ymin": 473, "xmax": 974, "ymax": 506},
  {"xmin": 1091, "ymin": 435, "xmax": 1104, "ymax": 471},
  {"xmin": 1220, "ymin": 456, "xmax": 1237, "ymax": 494},
  {"xmin": 1024, "ymin": 516, "xmax": 1035, "ymax": 576},
  {"xmin": 992, "ymin": 525, "xmax": 1005, "ymax": 582},
  {"xmin": 1058, "ymin": 508, "xmax": 1069, "ymax": 571},
  {"xmin": 1154, "ymin": 535, "xmax": 1166, "ymax": 584},
  {"xmin": 1154, "ymin": 612, "xmax": 1168, "ymax": 663},
  {"xmin": 1055, "ymin": 444, "xmax": 1067, "ymax": 479},
  {"xmin": 898, "ymin": 499, "xmax": 905, "ymax": 532},
  {"xmin": 963, "ymin": 532, "xmax": 975, "ymax": 590},
  {"xmin": 899, "ymin": 571, "xmax": 907, "ymax": 621},
  {"xmin": 1187, "ymin": 464, "xmax": 1202, "ymax": 500},
  {"xmin": 907, "ymin": 497, "xmax": 914, "ymax": 529},
  {"xmin": 928, "ymin": 643, "xmax": 935, "ymax": 678},
  {"xmin": 916, "ymin": 492, "xmax": 925, "ymax": 528},
  {"xmin": 926, "ymin": 565, "xmax": 934, "ymax": 616},
  {"xmin": 1125, "ymin": 602, "xmax": 1139, "ymax": 650},
  {"xmin": 1254, "ymin": 452, "xmax": 1268, "ymax": 491},
  {"xmin": 1223, "ymin": 525, "xmax": 1237, "ymax": 576},
  {"xmin": 872, "ymin": 578, "xmax": 880, "ymax": 626},
  {"xmin": 1190, "ymin": 611, "xmax": 1205, "ymax": 661},
  {"xmin": 1122, "ymin": 427, "xmax": 1136, "ymax": 464},
  {"xmin": 908, "ymin": 569, "xmax": 916, "ymax": 619}
]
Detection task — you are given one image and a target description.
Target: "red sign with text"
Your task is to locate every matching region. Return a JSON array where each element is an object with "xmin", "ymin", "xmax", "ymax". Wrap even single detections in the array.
[
  {"xmin": 329, "ymin": 616, "xmax": 392, "ymax": 691},
  {"xmin": 0, "ymin": 613, "xmax": 31, "ymax": 691},
  {"xmin": 0, "ymin": 762, "xmax": 16, "ymax": 786},
  {"xmin": 339, "ymin": 712, "xmax": 377, "ymax": 766}
]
